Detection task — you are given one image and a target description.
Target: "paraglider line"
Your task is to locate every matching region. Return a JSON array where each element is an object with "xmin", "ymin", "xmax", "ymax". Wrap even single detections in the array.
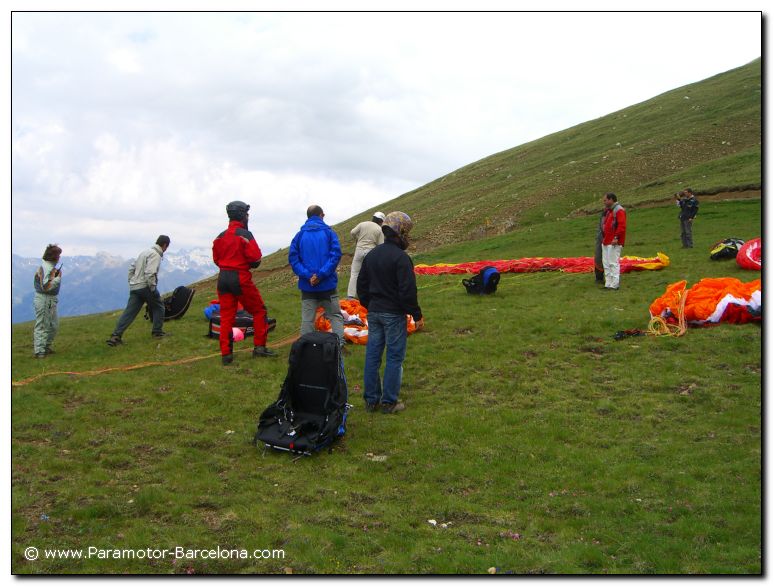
[{"xmin": 12, "ymin": 332, "xmax": 300, "ymax": 388}]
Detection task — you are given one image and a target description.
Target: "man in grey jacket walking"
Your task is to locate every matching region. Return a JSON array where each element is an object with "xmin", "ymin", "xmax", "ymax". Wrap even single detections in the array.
[{"xmin": 107, "ymin": 235, "xmax": 171, "ymax": 346}]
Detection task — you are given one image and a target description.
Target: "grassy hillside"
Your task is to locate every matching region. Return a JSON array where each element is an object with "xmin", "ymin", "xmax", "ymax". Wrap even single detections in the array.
[
  {"xmin": 12, "ymin": 198, "xmax": 761, "ymax": 574},
  {"xmin": 256, "ymin": 58, "xmax": 759, "ymax": 272}
]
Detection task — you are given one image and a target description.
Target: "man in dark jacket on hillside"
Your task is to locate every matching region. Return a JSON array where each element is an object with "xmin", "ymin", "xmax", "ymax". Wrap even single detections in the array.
[
  {"xmin": 675, "ymin": 187, "xmax": 699, "ymax": 248},
  {"xmin": 212, "ymin": 200, "xmax": 276, "ymax": 365},
  {"xmin": 288, "ymin": 205, "xmax": 345, "ymax": 347},
  {"xmin": 357, "ymin": 211, "xmax": 424, "ymax": 414}
]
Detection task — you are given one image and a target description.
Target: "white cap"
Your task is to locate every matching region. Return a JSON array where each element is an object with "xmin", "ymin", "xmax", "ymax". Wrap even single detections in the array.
[{"xmin": 373, "ymin": 211, "xmax": 386, "ymax": 221}]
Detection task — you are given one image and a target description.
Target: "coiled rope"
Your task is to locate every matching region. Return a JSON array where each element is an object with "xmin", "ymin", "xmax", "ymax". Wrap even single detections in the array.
[
  {"xmin": 11, "ymin": 332, "xmax": 300, "ymax": 388},
  {"xmin": 647, "ymin": 289, "xmax": 688, "ymax": 337}
]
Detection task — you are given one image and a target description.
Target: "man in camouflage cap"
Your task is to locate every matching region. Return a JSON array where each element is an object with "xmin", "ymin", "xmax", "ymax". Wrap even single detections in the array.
[{"xmin": 357, "ymin": 211, "xmax": 424, "ymax": 414}]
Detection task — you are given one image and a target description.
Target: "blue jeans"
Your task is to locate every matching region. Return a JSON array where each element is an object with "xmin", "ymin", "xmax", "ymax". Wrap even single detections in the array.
[{"xmin": 363, "ymin": 312, "xmax": 407, "ymax": 406}]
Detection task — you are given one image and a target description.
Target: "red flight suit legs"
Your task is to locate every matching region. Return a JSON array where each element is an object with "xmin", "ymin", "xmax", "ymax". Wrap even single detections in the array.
[{"xmin": 218, "ymin": 271, "xmax": 268, "ymax": 356}]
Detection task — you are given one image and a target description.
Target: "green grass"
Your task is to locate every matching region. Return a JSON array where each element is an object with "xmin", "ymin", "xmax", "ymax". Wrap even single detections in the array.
[{"xmin": 12, "ymin": 199, "xmax": 760, "ymax": 574}]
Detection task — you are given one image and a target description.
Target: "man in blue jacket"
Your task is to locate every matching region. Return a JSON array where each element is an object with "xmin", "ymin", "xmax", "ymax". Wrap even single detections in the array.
[{"xmin": 288, "ymin": 205, "xmax": 345, "ymax": 347}]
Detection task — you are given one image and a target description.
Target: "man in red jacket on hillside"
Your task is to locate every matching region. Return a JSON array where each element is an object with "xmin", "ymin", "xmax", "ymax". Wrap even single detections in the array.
[
  {"xmin": 212, "ymin": 201, "xmax": 276, "ymax": 365},
  {"xmin": 601, "ymin": 192, "xmax": 627, "ymax": 290}
]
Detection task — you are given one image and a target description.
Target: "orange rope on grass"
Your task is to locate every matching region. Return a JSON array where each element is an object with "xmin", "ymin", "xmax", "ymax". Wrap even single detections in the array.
[
  {"xmin": 11, "ymin": 332, "xmax": 300, "ymax": 388},
  {"xmin": 647, "ymin": 289, "xmax": 688, "ymax": 338}
]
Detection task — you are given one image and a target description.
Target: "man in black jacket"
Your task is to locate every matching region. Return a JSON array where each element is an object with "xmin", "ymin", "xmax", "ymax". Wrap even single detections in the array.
[
  {"xmin": 357, "ymin": 211, "xmax": 423, "ymax": 414},
  {"xmin": 675, "ymin": 188, "xmax": 699, "ymax": 248}
]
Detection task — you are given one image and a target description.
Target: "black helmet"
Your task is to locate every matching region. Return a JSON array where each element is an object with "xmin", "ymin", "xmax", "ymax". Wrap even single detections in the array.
[{"xmin": 226, "ymin": 201, "xmax": 250, "ymax": 221}]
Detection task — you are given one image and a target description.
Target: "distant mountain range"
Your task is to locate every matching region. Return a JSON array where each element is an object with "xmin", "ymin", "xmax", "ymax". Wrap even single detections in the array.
[{"xmin": 12, "ymin": 249, "xmax": 217, "ymax": 323}]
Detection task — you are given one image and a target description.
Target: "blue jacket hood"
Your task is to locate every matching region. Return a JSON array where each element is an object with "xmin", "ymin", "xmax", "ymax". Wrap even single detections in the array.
[{"xmin": 299, "ymin": 216, "xmax": 328, "ymax": 232}]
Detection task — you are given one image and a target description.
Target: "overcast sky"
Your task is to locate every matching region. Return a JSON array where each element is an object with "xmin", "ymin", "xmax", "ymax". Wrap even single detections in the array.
[{"xmin": 10, "ymin": 10, "xmax": 762, "ymax": 258}]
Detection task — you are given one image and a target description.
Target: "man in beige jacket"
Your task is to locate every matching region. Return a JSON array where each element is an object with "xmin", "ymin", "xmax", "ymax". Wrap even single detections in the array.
[{"xmin": 347, "ymin": 212, "xmax": 385, "ymax": 299}]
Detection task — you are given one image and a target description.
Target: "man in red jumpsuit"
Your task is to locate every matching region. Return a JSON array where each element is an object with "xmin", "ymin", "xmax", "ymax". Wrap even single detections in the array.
[
  {"xmin": 212, "ymin": 201, "xmax": 277, "ymax": 365},
  {"xmin": 601, "ymin": 192, "xmax": 627, "ymax": 290}
]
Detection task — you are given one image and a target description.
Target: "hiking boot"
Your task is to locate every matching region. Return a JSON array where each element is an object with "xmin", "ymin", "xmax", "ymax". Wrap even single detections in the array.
[
  {"xmin": 34, "ymin": 352, "xmax": 47, "ymax": 359},
  {"xmin": 222, "ymin": 354, "xmax": 234, "ymax": 366},
  {"xmin": 152, "ymin": 331, "xmax": 172, "ymax": 338},
  {"xmin": 252, "ymin": 346, "xmax": 277, "ymax": 358},
  {"xmin": 381, "ymin": 401, "xmax": 405, "ymax": 414},
  {"xmin": 364, "ymin": 401, "xmax": 380, "ymax": 413},
  {"xmin": 106, "ymin": 335, "xmax": 123, "ymax": 347}
]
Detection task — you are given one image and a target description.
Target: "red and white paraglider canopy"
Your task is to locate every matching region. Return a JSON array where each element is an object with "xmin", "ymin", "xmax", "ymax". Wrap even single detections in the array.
[{"xmin": 737, "ymin": 238, "xmax": 761, "ymax": 271}]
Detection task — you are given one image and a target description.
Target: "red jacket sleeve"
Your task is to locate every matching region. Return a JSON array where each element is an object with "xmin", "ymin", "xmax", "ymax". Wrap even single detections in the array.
[
  {"xmin": 615, "ymin": 208, "xmax": 627, "ymax": 245},
  {"xmin": 243, "ymin": 236, "xmax": 262, "ymax": 267},
  {"xmin": 212, "ymin": 242, "xmax": 221, "ymax": 268}
]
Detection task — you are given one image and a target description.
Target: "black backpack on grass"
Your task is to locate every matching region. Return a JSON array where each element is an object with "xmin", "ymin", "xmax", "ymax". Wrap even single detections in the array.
[
  {"xmin": 144, "ymin": 285, "xmax": 195, "ymax": 321},
  {"xmin": 254, "ymin": 332, "xmax": 349, "ymax": 455},
  {"xmin": 710, "ymin": 238, "xmax": 746, "ymax": 260},
  {"xmin": 462, "ymin": 266, "xmax": 500, "ymax": 295}
]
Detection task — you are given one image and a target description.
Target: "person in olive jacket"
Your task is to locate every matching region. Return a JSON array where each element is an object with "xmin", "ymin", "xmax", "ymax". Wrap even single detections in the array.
[{"xmin": 33, "ymin": 244, "xmax": 63, "ymax": 358}]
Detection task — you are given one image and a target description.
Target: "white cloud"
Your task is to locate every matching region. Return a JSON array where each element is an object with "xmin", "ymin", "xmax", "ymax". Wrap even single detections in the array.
[
  {"xmin": 12, "ymin": 131, "xmax": 408, "ymax": 257},
  {"xmin": 10, "ymin": 11, "xmax": 762, "ymax": 258},
  {"xmin": 106, "ymin": 48, "xmax": 143, "ymax": 74}
]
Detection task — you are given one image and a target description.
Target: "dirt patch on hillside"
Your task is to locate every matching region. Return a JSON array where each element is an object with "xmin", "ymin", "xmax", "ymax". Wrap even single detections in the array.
[
  {"xmin": 632, "ymin": 189, "xmax": 761, "ymax": 210},
  {"xmin": 571, "ymin": 188, "xmax": 761, "ymax": 218},
  {"xmin": 697, "ymin": 189, "xmax": 761, "ymax": 201}
]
